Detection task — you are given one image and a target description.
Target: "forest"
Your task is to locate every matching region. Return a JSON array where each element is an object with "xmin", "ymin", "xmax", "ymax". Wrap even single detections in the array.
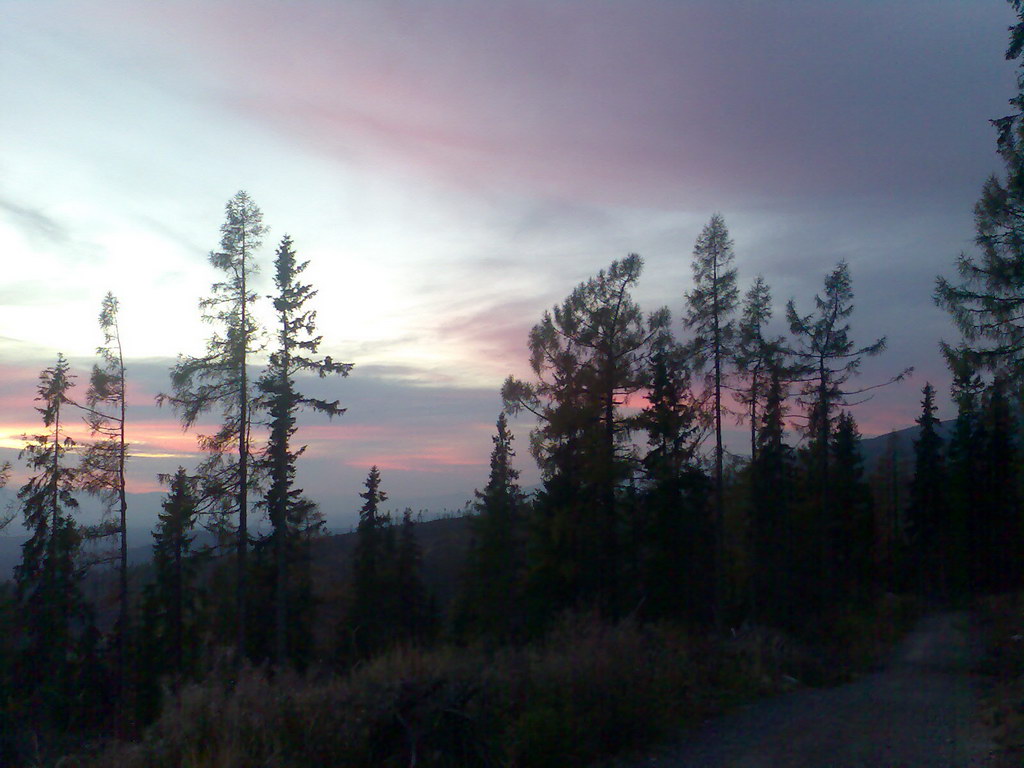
[{"xmin": 4, "ymin": 5, "xmax": 1024, "ymax": 768}]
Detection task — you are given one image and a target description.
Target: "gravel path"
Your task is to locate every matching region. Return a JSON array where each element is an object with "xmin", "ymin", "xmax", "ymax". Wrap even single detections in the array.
[{"xmin": 621, "ymin": 612, "xmax": 999, "ymax": 767}]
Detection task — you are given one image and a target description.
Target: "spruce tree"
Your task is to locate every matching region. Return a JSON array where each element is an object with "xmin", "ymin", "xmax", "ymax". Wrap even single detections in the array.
[
  {"xmin": 907, "ymin": 383, "xmax": 949, "ymax": 597},
  {"xmin": 829, "ymin": 412, "xmax": 875, "ymax": 605},
  {"xmin": 15, "ymin": 354, "xmax": 89, "ymax": 728},
  {"xmin": 750, "ymin": 356, "xmax": 794, "ymax": 624},
  {"xmin": 348, "ymin": 466, "xmax": 393, "ymax": 657},
  {"xmin": 395, "ymin": 509, "xmax": 433, "ymax": 643},
  {"xmin": 153, "ymin": 469, "xmax": 200, "ymax": 671},
  {"xmin": 137, "ymin": 467, "xmax": 201, "ymax": 721},
  {"xmin": 945, "ymin": 356, "xmax": 983, "ymax": 596},
  {"xmin": 636, "ymin": 333, "xmax": 711, "ymax": 621},
  {"xmin": 258, "ymin": 234, "xmax": 351, "ymax": 666},
  {"xmin": 684, "ymin": 214, "xmax": 739, "ymax": 627},
  {"xmin": 460, "ymin": 413, "xmax": 524, "ymax": 640},
  {"xmin": 159, "ymin": 190, "xmax": 266, "ymax": 659}
]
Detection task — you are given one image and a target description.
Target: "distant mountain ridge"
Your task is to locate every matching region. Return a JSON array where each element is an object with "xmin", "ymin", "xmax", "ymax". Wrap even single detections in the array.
[
  {"xmin": 0, "ymin": 421, "xmax": 949, "ymax": 583},
  {"xmin": 859, "ymin": 419, "xmax": 954, "ymax": 471}
]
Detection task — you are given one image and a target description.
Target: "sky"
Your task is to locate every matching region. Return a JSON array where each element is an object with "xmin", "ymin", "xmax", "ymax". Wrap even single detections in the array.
[{"xmin": 0, "ymin": 0, "xmax": 1017, "ymax": 531}]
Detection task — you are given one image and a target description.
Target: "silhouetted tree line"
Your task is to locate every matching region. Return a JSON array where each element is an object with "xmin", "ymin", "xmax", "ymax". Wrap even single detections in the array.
[{"xmin": 3, "ymin": 2, "xmax": 1024, "ymax": 759}]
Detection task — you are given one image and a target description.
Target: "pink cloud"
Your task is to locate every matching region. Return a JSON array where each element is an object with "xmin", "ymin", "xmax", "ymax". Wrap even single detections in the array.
[{"xmin": 86, "ymin": 2, "xmax": 1009, "ymax": 208}]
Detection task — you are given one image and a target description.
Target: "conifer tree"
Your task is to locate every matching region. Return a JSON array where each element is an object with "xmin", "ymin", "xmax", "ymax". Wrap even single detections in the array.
[
  {"xmin": 152, "ymin": 469, "xmax": 200, "ymax": 673},
  {"xmin": 348, "ymin": 466, "xmax": 393, "ymax": 656},
  {"xmin": 395, "ymin": 509, "xmax": 434, "ymax": 643},
  {"xmin": 137, "ymin": 467, "xmax": 201, "ymax": 722},
  {"xmin": 945, "ymin": 356, "xmax": 983, "ymax": 596},
  {"xmin": 460, "ymin": 413, "xmax": 524, "ymax": 640},
  {"xmin": 829, "ymin": 412, "xmax": 875, "ymax": 605},
  {"xmin": 503, "ymin": 254, "xmax": 669, "ymax": 619},
  {"xmin": 79, "ymin": 292, "xmax": 130, "ymax": 699},
  {"xmin": 635, "ymin": 333, "xmax": 711, "ymax": 621},
  {"xmin": 684, "ymin": 214, "xmax": 739, "ymax": 627},
  {"xmin": 906, "ymin": 383, "xmax": 948, "ymax": 596},
  {"xmin": 734, "ymin": 276, "xmax": 783, "ymax": 462},
  {"xmin": 977, "ymin": 377, "xmax": 1020, "ymax": 591},
  {"xmin": 159, "ymin": 190, "xmax": 266, "ymax": 658},
  {"xmin": 15, "ymin": 354, "xmax": 88, "ymax": 727},
  {"xmin": 258, "ymin": 234, "xmax": 351, "ymax": 666},
  {"xmin": 786, "ymin": 261, "xmax": 903, "ymax": 600},
  {"xmin": 936, "ymin": 0, "xmax": 1024, "ymax": 382},
  {"xmin": 750, "ymin": 357, "xmax": 794, "ymax": 624}
]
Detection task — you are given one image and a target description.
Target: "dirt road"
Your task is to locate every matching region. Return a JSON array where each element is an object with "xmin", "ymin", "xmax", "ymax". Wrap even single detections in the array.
[{"xmin": 623, "ymin": 612, "xmax": 998, "ymax": 767}]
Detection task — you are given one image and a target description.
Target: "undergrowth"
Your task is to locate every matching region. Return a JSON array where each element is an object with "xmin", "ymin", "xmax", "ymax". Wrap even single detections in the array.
[
  {"xmin": 84, "ymin": 598, "xmax": 918, "ymax": 768},
  {"xmin": 977, "ymin": 593, "xmax": 1024, "ymax": 762}
]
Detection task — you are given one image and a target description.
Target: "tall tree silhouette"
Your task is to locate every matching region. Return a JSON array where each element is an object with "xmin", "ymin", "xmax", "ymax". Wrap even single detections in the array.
[
  {"xmin": 734, "ymin": 276, "xmax": 783, "ymax": 462},
  {"xmin": 977, "ymin": 377, "xmax": 1020, "ymax": 591},
  {"xmin": 636, "ymin": 332, "xmax": 710, "ymax": 620},
  {"xmin": 684, "ymin": 214, "xmax": 739, "ymax": 627},
  {"xmin": 459, "ymin": 413, "xmax": 525, "ymax": 640},
  {"xmin": 137, "ymin": 467, "xmax": 201, "ymax": 723},
  {"xmin": 829, "ymin": 411, "xmax": 875, "ymax": 605},
  {"xmin": 945, "ymin": 356, "xmax": 983, "ymax": 596},
  {"xmin": 786, "ymin": 261, "xmax": 904, "ymax": 600},
  {"xmin": 79, "ymin": 292, "xmax": 130, "ymax": 705},
  {"xmin": 348, "ymin": 466, "xmax": 392, "ymax": 657},
  {"xmin": 15, "ymin": 354, "xmax": 88, "ymax": 728},
  {"xmin": 394, "ymin": 509, "xmax": 434, "ymax": 643},
  {"xmin": 503, "ymin": 254, "xmax": 668, "ymax": 619},
  {"xmin": 750, "ymin": 356, "xmax": 794, "ymax": 624},
  {"xmin": 159, "ymin": 190, "xmax": 266, "ymax": 659},
  {"xmin": 257, "ymin": 234, "xmax": 351, "ymax": 666},
  {"xmin": 936, "ymin": 0, "xmax": 1024, "ymax": 381},
  {"xmin": 906, "ymin": 383, "xmax": 948, "ymax": 597}
]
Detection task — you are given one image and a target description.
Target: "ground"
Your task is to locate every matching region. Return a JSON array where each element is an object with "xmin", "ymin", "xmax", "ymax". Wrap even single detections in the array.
[{"xmin": 618, "ymin": 612, "xmax": 1001, "ymax": 767}]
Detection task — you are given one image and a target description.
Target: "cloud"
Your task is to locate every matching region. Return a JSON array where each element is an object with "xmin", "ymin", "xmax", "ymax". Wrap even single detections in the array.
[
  {"xmin": 3, "ymin": 0, "xmax": 1012, "ymax": 526},
  {"xmin": 97, "ymin": 2, "xmax": 1013, "ymax": 209},
  {"xmin": 0, "ymin": 196, "xmax": 70, "ymax": 246}
]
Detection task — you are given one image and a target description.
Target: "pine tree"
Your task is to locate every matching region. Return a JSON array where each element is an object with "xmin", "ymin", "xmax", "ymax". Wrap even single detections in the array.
[
  {"xmin": 459, "ymin": 413, "xmax": 524, "ymax": 640},
  {"xmin": 684, "ymin": 214, "xmax": 739, "ymax": 627},
  {"xmin": 159, "ymin": 191, "xmax": 266, "ymax": 658},
  {"xmin": 906, "ymin": 383, "xmax": 948, "ymax": 597},
  {"xmin": 503, "ymin": 254, "xmax": 669, "ymax": 619},
  {"xmin": 79, "ymin": 292, "xmax": 131, "ymax": 704},
  {"xmin": 258, "ymin": 234, "xmax": 351, "ymax": 666},
  {"xmin": 14, "ymin": 354, "xmax": 89, "ymax": 728}
]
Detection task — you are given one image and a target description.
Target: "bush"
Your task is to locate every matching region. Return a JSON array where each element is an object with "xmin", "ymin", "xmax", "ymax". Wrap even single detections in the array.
[{"xmin": 86, "ymin": 599, "xmax": 918, "ymax": 767}]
